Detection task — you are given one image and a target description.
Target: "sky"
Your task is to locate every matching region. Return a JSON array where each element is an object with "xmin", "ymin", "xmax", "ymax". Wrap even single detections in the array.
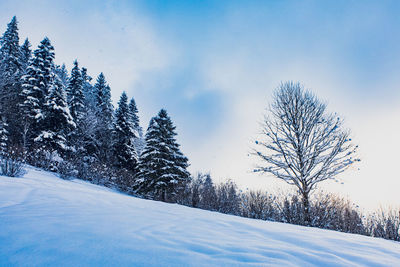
[{"xmin": 1, "ymin": 0, "xmax": 399, "ymax": 210}]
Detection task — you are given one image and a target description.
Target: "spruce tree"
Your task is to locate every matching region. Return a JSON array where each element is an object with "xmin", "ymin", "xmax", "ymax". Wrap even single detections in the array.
[
  {"xmin": 0, "ymin": 16, "xmax": 23, "ymax": 147},
  {"xmin": 55, "ymin": 64, "xmax": 69, "ymax": 89},
  {"xmin": 67, "ymin": 60, "xmax": 85, "ymax": 123},
  {"xmin": 113, "ymin": 92, "xmax": 137, "ymax": 172},
  {"xmin": 34, "ymin": 73, "xmax": 75, "ymax": 157},
  {"xmin": 81, "ymin": 67, "xmax": 95, "ymax": 111},
  {"xmin": 128, "ymin": 97, "xmax": 145, "ymax": 155},
  {"xmin": 20, "ymin": 38, "xmax": 31, "ymax": 71},
  {"xmin": 0, "ymin": 118, "xmax": 8, "ymax": 157},
  {"xmin": 136, "ymin": 109, "xmax": 190, "ymax": 201},
  {"xmin": 63, "ymin": 60, "xmax": 87, "ymax": 165},
  {"xmin": 95, "ymin": 73, "xmax": 113, "ymax": 121},
  {"xmin": 128, "ymin": 97, "xmax": 141, "ymax": 134},
  {"xmin": 20, "ymin": 37, "xmax": 55, "ymax": 151},
  {"xmin": 0, "ymin": 16, "xmax": 22, "ymax": 87},
  {"xmin": 78, "ymin": 67, "xmax": 97, "ymax": 159},
  {"xmin": 93, "ymin": 73, "xmax": 114, "ymax": 163}
]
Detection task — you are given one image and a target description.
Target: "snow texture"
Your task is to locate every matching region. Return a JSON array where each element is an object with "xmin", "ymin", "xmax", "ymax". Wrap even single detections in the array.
[{"xmin": 0, "ymin": 167, "xmax": 399, "ymax": 266}]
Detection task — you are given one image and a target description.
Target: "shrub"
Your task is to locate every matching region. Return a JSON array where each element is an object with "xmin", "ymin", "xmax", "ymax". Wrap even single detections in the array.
[
  {"xmin": 0, "ymin": 146, "xmax": 26, "ymax": 177},
  {"xmin": 0, "ymin": 157, "xmax": 25, "ymax": 177},
  {"xmin": 367, "ymin": 208, "xmax": 400, "ymax": 241}
]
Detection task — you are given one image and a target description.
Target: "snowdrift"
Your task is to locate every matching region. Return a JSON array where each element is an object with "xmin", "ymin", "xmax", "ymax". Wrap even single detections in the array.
[{"xmin": 0, "ymin": 167, "xmax": 399, "ymax": 266}]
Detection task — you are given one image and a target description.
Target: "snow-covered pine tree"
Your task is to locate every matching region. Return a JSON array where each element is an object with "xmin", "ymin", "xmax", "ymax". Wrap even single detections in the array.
[
  {"xmin": 0, "ymin": 16, "xmax": 22, "ymax": 90},
  {"xmin": 67, "ymin": 60, "xmax": 85, "ymax": 123},
  {"xmin": 20, "ymin": 37, "xmax": 55, "ymax": 152},
  {"xmin": 34, "ymin": 72, "xmax": 75, "ymax": 160},
  {"xmin": 128, "ymin": 97, "xmax": 145, "ymax": 155},
  {"xmin": 63, "ymin": 66, "xmax": 97, "ymax": 178},
  {"xmin": 64, "ymin": 60, "xmax": 87, "ymax": 165},
  {"xmin": 113, "ymin": 92, "xmax": 137, "ymax": 172},
  {"xmin": 0, "ymin": 16, "xmax": 23, "ymax": 147},
  {"xmin": 0, "ymin": 118, "xmax": 8, "ymax": 157},
  {"xmin": 136, "ymin": 109, "xmax": 190, "ymax": 202},
  {"xmin": 54, "ymin": 64, "xmax": 69, "ymax": 89},
  {"xmin": 93, "ymin": 73, "xmax": 114, "ymax": 164},
  {"xmin": 78, "ymin": 67, "xmax": 97, "ymax": 158},
  {"xmin": 128, "ymin": 97, "xmax": 141, "ymax": 134},
  {"xmin": 16, "ymin": 39, "xmax": 31, "ymax": 151},
  {"xmin": 81, "ymin": 67, "xmax": 95, "ymax": 111},
  {"xmin": 20, "ymin": 38, "xmax": 31, "ymax": 71}
]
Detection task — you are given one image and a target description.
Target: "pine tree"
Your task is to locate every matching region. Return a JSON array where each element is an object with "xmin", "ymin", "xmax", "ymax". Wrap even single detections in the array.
[
  {"xmin": 20, "ymin": 38, "xmax": 31, "ymax": 71},
  {"xmin": 93, "ymin": 73, "xmax": 114, "ymax": 163},
  {"xmin": 113, "ymin": 92, "xmax": 137, "ymax": 172},
  {"xmin": 0, "ymin": 16, "xmax": 23, "ymax": 147},
  {"xmin": 95, "ymin": 73, "xmax": 113, "ymax": 121},
  {"xmin": 78, "ymin": 66, "xmax": 97, "ymax": 159},
  {"xmin": 81, "ymin": 67, "xmax": 95, "ymax": 110},
  {"xmin": 128, "ymin": 97, "xmax": 141, "ymax": 134},
  {"xmin": 67, "ymin": 60, "xmax": 85, "ymax": 123},
  {"xmin": 0, "ymin": 16, "xmax": 22, "ymax": 88},
  {"xmin": 34, "ymin": 73, "xmax": 75, "ymax": 157},
  {"xmin": 54, "ymin": 64, "xmax": 69, "ymax": 89},
  {"xmin": 62, "ymin": 60, "xmax": 87, "ymax": 166},
  {"xmin": 0, "ymin": 118, "xmax": 8, "ymax": 157},
  {"xmin": 128, "ymin": 97, "xmax": 145, "ymax": 155},
  {"xmin": 20, "ymin": 37, "xmax": 55, "ymax": 151},
  {"xmin": 136, "ymin": 109, "xmax": 190, "ymax": 201}
]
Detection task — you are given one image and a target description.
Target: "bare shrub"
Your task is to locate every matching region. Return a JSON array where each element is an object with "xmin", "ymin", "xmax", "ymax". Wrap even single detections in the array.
[
  {"xmin": 216, "ymin": 180, "xmax": 240, "ymax": 215},
  {"xmin": 367, "ymin": 208, "xmax": 400, "ymax": 241},
  {"xmin": 240, "ymin": 190, "xmax": 277, "ymax": 221},
  {"xmin": 0, "ymin": 146, "xmax": 26, "ymax": 177},
  {"xmin": 310, "ymin": 192, "xmax": 364, "ymax": 234},
  {"xmin": 0, "ymin": 157, "xmax": 25, "ymax": 177}
]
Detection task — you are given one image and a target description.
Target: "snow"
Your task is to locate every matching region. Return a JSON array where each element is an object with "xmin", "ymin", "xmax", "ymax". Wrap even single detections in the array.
[{"xmin": 0, "ymin": 167, "xmax": 399, "ymax": 266}]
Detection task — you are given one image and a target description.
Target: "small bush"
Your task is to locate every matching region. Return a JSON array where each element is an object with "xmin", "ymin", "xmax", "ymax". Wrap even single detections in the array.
[
  {"xmin": 58, "ymin": 160, "xmax": 78, "ymax": 180},
  {"xmin": 0, "ymin": 157, "xmax": 25, "ymax": 177},
  {"xmin": 0, "ymin": 146, "xmax": 26, "ymax": 177},
  {"xmin": 309, "ymin": 192, "xmax": 365, "ymax": 234},
  {"xmin": 366, "ymin": 208, "xmax": 400, "ymax": 241},
  {"xmin": 240, "ymin": 190, "xmax": 277, "ymax": 221}
]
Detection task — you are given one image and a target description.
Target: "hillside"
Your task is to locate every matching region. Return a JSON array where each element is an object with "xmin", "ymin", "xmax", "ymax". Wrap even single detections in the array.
[{"xmin": 0, "ymin": 168, "xmax": 399, "ymax": 266}]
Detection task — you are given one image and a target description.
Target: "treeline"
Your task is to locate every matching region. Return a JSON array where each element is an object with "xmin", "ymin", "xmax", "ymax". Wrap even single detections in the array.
[
  {"xmin": 0, "ymin": 17, "xmax": 190, "ymax": 200},
  {"xmin": 179, "ymin": 173, "xmax": 400, "ymax": 242}
]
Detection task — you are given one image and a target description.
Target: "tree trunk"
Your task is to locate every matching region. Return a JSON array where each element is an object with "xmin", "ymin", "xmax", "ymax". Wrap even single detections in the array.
[
  {"xmin": 302, "ymin": 192, "xmax": 310, "ymax": 226},
  {"xmin": 22, "ymin": 128, "xmax": 27, "ymax": 155},
  {"xmin": 161, "ymin": 189, "xmax": 166, "ymax": 202}
]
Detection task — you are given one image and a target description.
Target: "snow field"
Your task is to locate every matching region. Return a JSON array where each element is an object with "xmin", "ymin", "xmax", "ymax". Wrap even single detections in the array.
[{"xmin": 0, "ymin": 167, "xmax": 399, "ymax": 266}]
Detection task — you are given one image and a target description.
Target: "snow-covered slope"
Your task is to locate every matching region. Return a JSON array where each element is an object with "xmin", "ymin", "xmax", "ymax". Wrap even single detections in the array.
[{"xmin": 0, "ymin": 168, "xmax": 399, "ymax": 267}]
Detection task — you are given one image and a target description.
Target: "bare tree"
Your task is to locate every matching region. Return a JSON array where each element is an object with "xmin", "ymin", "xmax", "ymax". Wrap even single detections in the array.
[{"xmin": 253, "ymin": 81, "xmax": 359, "ymax": 224}]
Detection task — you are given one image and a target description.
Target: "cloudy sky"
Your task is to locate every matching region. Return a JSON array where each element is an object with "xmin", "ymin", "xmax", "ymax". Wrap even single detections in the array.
[{"xmin": 1, "ymin": 0, "xmax": 399, "ymax": 210}]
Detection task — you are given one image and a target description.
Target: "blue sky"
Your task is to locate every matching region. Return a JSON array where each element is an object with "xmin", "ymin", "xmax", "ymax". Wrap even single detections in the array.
[{"xmin": 1, "ymin": 0, "xmax": 399, "ymax": 209}]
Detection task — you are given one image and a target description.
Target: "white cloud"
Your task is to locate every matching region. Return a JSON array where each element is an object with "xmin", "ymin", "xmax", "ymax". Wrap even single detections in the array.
[{"xmin": 0, "ymin": 0, "xmax": 175, "ymax": 104}]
